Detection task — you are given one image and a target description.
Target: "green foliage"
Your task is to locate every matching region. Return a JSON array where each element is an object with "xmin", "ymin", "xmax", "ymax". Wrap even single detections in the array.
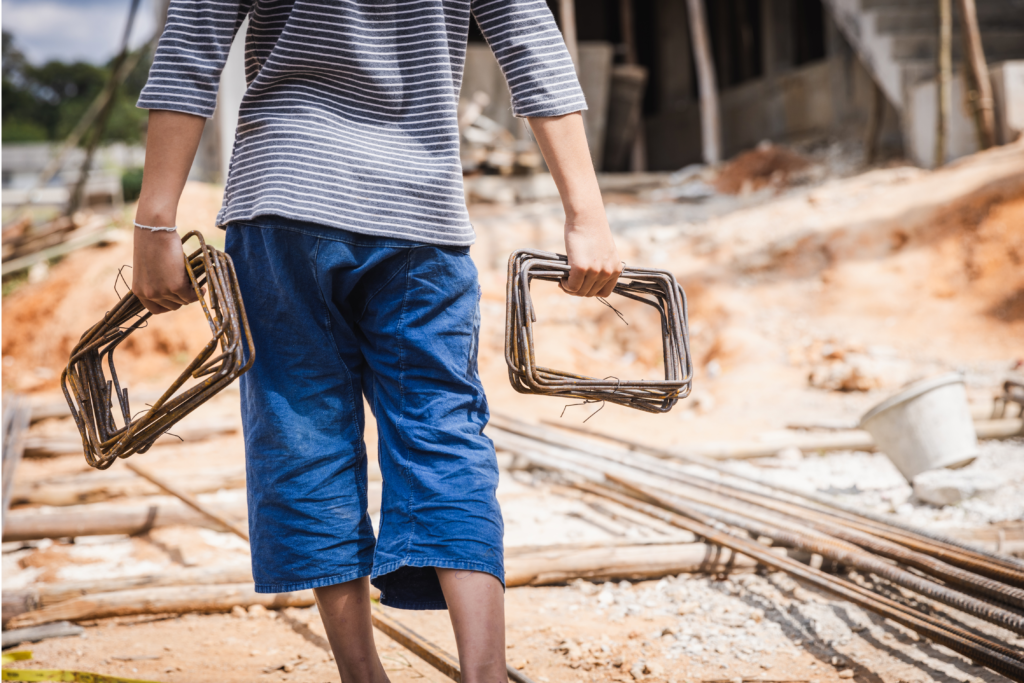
[
  {"xmin": 1, "ymin": 119, "xmax": 49, "ymax": 142},
  {"xmin": 2, "ymin": 31, "xmax": 150, "ymax": 144},
  {"xmin": 122, "ymin": 167, "xmax": 144, "ymax": 202}
]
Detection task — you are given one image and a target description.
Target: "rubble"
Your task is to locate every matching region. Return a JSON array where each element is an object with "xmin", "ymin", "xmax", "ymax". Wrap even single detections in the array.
[{"xmin": 913, "ymin": 468, "xmax": 1002, "ymax": 506}]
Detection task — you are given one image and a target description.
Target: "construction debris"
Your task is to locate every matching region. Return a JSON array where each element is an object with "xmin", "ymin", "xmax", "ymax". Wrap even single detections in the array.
[
  {"xmin": 2, "ymin": 621, "xmax": 83, "ymax": 648},
  {"xmin": 459, "ymin": 92, "xmax": 543, "ymax": 177},
  {"xmin": 4, "ymin": 141, "xmax": 1024, "ymax": 683},
  {"xmin": 2, "ymin": 213, "xmax": 121, "ymax": 277},
  {"xmin": 3, "ymin": 394, "xmax": 32, "ymax": 530},
  {"xmin": 487, "ymin": 419, "xmax": 1024, "ymax": 679}
]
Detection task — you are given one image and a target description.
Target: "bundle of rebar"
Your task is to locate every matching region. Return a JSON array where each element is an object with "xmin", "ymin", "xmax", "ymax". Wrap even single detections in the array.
[
  {"xmin": 62, "ymin": 232, "xmax": 254, "ymax": 470},
  {"xmin": 505, "ymin": 249, "xmax": 692, "ymax": 413},
  {"xmin": 486, "ymin": 414, "xmax": 1024, "ymax": 682}
]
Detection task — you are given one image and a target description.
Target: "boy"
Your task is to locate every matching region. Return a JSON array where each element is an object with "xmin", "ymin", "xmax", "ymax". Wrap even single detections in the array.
[{"xmin": 131, "ymin": 1, "xmax": 621, "ymax": 681}]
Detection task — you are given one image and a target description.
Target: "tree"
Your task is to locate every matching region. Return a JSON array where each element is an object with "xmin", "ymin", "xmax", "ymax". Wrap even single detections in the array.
[{"xmin": 1, "ymin": 31, "xmax": 150, "ymax": 144}]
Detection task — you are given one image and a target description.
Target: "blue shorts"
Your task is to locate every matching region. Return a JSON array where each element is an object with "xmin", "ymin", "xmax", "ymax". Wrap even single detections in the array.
[{"xmin": 224, "ymin": 215, "xmax": 504, "ymax": 610}]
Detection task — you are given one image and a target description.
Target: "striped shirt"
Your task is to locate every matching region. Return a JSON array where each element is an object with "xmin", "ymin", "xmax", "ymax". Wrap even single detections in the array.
[{"xmin": 138, "ymin": 0, "xmax": 587, "ymax": 245}]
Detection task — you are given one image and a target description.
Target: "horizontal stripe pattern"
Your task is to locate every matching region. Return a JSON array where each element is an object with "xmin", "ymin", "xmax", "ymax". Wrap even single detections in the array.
[{"xmin": 137, "ymin": 0, "xmax": 587, "ymax": 245}]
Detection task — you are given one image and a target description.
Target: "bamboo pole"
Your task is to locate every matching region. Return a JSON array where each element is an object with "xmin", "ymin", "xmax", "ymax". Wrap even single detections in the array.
[
  {"xmin": 125, "ymin": 461, "xmax": 250, "ymax": 541},
  {"xmin": 685, "ymin": 0, "xmax": 721, "ymax": 164},
  {"xmin": 370, "ymin": 607, "xmax": 462, "ymax": 681},
  {"xmin": 558, "ymin": 0, "xmax": 580, "ymax": 74},
  {"xmin": 956, "ymin": 0, "xmax": 996, "ymax": 149},
  {"xmin": 7, "ymin": 584, "xmax": 314, "ymax": 629},
  {"xmin": 936, "ymin": 0, "xmax": 953, "ymax": 167},
  {"xmin": 864, "ymin": 80, "xmax": 886, "ymax": 165}
]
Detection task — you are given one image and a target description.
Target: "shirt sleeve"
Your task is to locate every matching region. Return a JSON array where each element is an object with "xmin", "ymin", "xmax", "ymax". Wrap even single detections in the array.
[
  {"xmin": 471, "ymin": 0, "xmax": 588, "ymax": 118},
  {"xmin": 137, "ymin": 0, "xmax": 253, "ymax": 118}
]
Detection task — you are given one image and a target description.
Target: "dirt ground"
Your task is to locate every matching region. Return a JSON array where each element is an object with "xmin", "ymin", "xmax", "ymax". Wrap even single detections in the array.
[{"xmin": 3, "ymin": 140, "xmax": 1024, "ymax": 683}]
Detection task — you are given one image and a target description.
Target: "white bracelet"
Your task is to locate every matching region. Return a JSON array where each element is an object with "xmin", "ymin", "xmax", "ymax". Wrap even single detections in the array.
[{"xmin": 134, "ymin": 221, "xmax": 178, "ymax": 232}]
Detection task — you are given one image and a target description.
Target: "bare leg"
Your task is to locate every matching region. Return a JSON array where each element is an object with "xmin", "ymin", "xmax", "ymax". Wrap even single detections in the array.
[
  {"xmin": 436, "ymin": 568, "xmax": 508, "ymax": 683},
  {"xmin": 314, "ymin": 577, "xmax": 390, "ymax": 683}
]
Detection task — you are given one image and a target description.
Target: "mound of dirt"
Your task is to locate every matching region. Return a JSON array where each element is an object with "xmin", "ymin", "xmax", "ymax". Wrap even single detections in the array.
[
  {"xmin": 2, "ymin": 182, "xmax": 228, "ymax": 394},
  {"xmin": 715, "ymin": 143, "xmax": 811, "ymax": 194},
  {"xmin": 1, "ymin": 236, "xmax": 217, "ymax": 394}
]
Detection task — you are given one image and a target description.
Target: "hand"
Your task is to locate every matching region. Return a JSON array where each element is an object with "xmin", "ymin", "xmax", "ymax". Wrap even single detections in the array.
[
  {"xmin": 562, "ymin": 213, "xmax": 623, "ymax": 298},
  {"xmin": 131, "ymin": 228, "xmax": 197, "ymax": 314}
]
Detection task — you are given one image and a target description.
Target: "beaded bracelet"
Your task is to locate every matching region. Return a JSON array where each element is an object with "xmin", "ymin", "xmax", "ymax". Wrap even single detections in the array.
[{"xmin": 133, "ymin": 221, "xmax": 178, "ymax": 232}]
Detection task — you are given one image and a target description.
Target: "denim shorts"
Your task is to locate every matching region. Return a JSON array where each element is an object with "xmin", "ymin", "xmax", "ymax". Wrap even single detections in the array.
[{"xmin": 224, "ymin": 215, "xmax": 503, "ymax": 610}]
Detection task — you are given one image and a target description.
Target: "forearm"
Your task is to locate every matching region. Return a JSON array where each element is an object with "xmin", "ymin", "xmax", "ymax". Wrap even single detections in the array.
[
  {"xmin": 527, "ymin": 112, "xmax": 604, "ymax": 225},
  {"xmin": 135, "ymin": 110, "xmax": 207, "ymax": 227},
  {"xmin": 527, "ymin": 112, "xmax": 621, "ymax": 298},
  {"xmin": 132, "ymin": 110, "xmax": 206, "ymax": 315}
]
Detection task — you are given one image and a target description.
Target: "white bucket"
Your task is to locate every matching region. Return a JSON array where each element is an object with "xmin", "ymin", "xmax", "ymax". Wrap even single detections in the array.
[{"xmin": 860, "ymin": 373, "xmax": 978, "ymax": 481}]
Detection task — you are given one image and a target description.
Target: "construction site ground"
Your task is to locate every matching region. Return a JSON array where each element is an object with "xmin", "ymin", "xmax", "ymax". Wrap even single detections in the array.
[{"xmin": 3, "ymin": 140, "xmax": 1024, "ymax": 683}]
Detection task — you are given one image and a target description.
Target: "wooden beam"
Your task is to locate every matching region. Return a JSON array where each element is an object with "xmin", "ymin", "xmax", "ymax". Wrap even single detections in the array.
[
  {"xmin": 2, "ymin": 396, "xmax": 32, "ymax": 533},
  {"xmin": 936, "ymin": 0, "xmax": 953, "ymax": 167},
  {"xmin": 2, "ymin": 496, "xmax": 249, "ymax": 542},
  {"xmin": 6, "ymin": 584, "xmax": 314, "ymax": 629},
  {"xmin": 685, "ymin": 0, "xmax": 721, "ymax": 164},
  {"xmin": 864, "ymin": 80, "xmax": 886, "ymax": 166},
  {"xmin": 558, "ymin": 0, "xmax": 579, "ymax": 74},
  {"xmin": 955, "ymin": 0, "xmax": 996, "ymax": 148}
]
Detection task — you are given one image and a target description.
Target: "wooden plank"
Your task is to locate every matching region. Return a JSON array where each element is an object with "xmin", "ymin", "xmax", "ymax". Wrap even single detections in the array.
[{"xmin": 2, "ymin": 395, "xmax": 32, "ymax": 532}]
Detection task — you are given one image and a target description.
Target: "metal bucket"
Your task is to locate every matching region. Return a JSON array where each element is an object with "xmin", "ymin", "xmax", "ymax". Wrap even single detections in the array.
[{"xmin": 860, "ymin": 373, "xmax": 978, "ymax": 481}]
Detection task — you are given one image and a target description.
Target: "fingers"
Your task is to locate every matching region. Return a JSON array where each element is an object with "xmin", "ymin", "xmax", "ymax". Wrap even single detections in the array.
[
  {"xmin": 596, "ymin": 275, "xmax": 619, "ymax": 299},
  {"xmin": 135, "ymin": 283, "xmax": 197, "ymax": 315},
  {"xmin": 563, "ymin": 263, "xmax": 622, "ymax": 298},
  {"xmin": 563, "ymin": 266, "xmax": 586, "ymax": 295},
  {"xmin": 139, "ymin": 297, "xmax": 177, "ymax": 315}
]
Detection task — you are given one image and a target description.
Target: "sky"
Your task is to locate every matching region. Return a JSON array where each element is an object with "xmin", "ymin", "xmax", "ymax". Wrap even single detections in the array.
[{"xmin": 2, "ymin": 0, "xmax": 158, "ymax": 65}]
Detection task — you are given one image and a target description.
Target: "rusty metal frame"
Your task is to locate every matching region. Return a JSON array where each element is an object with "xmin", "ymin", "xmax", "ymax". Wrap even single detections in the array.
[
  {"xmin": 62, "ymin": 231, "xmax": 254, "ymax": 470},
  {"xmin": 505, "ymin": 249, "xmax": 692, "ymax": 413}
]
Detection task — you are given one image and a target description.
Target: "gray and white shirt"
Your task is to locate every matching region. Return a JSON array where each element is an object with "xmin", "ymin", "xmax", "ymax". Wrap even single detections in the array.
[{"xmin": 138, "ymin": 0, "xmax": 587, "ymax": 245}]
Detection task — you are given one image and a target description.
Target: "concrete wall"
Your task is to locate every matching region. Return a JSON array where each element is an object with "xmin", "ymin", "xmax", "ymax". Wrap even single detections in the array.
[
  {"xmin": 906, "ymin": 60, "xmax": 1024, "ymax": 168},
  {"xmin": 644, "ymin": 21, "xmax": 902, "ymax": 169},
  {"xmin": 992, "ymin": 60, "xmax": 1024, "ymax": 144},
  {"xmin": 190, "ymin": 17, "xmax": 248, "ymax": 184}
]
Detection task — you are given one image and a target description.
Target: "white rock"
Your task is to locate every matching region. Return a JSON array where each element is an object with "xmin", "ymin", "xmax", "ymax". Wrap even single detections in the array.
[{"xmin": 913, "ymin": 469, "xmax": 1002, "ymax": 506}]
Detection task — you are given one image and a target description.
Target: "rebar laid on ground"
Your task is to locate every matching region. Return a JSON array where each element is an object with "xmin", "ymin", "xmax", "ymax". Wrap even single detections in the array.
[
  {"xmin": 485, "ymin": 417, "xmax": 1024, "ymax": 679},
  {"xmin": 493, "ymin": 417, "xmax": 1024, "ymax": 636},
  {"xmin": 505, "ymin": 249, "xmax": 692, "ymax": 413},
  {"xmin": 498, "ymin": 414, "xmax": 1024, "ymax": 585},
  {"xmin": 539, "ymin": 416, "xmax": 1024, "ymax": 572},
  {"xmin": 617, "ymin": 476, "xmax": 1024, "ymax": 636},
  {"xmin": 579, "ymin": 480, "xmax": 1024, "ymax": 682},
  {"xmin": 62, "ymin": 232, "xmax": 254, "ymax": 470}
]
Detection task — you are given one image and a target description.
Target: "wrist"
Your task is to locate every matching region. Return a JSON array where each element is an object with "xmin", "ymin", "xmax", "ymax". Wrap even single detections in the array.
[
  {"xmin": 135, "ymin": 197, "xmax": 178, "ymax": 229},
  {"xmin": 562, "ymin": 190, "xmax": 605, "ymax": 225},
  {"xmin": 564, "ymin": 207, "xmax": 609, "ymax": 233}
]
